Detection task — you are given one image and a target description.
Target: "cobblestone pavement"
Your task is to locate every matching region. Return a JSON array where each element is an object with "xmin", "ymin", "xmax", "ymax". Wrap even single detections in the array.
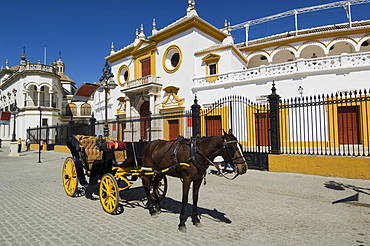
[{"xmin": 0, "ymin": 146, "xmax": 369, "ymax": 246}]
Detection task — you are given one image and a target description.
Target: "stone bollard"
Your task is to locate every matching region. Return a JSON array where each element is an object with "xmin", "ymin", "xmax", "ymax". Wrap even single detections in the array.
[{"xmin": 8, "ymin": 142, "xmax": 20, "ymax": 157}]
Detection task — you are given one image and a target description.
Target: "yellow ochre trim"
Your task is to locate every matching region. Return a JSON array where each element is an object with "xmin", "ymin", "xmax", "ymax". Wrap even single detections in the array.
[
  {"xmin": 106, "ymin": 46, "xmax": 135, "ymax": 63},
  {"xmin": 202, "ymin": 53, "xmax": 221, "ymax": 64},
  {"xmin": 134, "ymin": 52, "xmax": 157, "ymax": 79},
  {"xmin": 117, "ymin": 65, "xmax": 130, "ymax": 86},
  {"xmin": 269, "ymin": 155, "xmax": 370, "ymax": 179},
  {"xmin": 163, "ymin": 115, "xmax": 184, "ymax": 140},
  {"xmin": 150, "ymin": 16, "xmax": 227, "ymax": 43},
  {"xmin": 159, "ymin": 106, "xmax": 186, "ymax": 113},
  {"xmin": 196, "ymin": 45, "xmax": 248, "ymax": 64},
  {"xmin": 163, "ymin": 45, "xmax": 183, "ymax": 73}
]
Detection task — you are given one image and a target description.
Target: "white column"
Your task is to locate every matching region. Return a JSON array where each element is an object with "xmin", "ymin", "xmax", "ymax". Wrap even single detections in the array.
[
  {"xmin": 125, "ymin": 96, "xmax": 131, "ymax": 119},
  {"xmin": 148, "ymin": 91, "xmax": 155, "ymax": 115},
  {"xmin": 244, "ymin": 23, "xmax": 249, "ymax": 47}
]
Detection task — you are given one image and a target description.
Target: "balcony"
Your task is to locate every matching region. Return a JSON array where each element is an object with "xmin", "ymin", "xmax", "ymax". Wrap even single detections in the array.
[
  {"xmin": 121, "ymin": 75, "xmax": 162, "ymax": 93},
  {"xmin": 24, "ymin": 100, "xmax": 57, "ymax": 108},
  {"xmin": 192, "ymin": 52, "xmax": 370, "ymax": 90}
]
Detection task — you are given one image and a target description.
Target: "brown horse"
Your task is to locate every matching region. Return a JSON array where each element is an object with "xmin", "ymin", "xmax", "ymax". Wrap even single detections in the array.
[{"xmin": 141, "ymin": 130, "xmax": 247, "ymax": 232}]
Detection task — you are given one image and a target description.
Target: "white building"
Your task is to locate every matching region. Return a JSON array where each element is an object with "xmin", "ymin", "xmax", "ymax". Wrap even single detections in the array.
[
  {"xmin": 0, "ymin": 52, "xmax": 93, "ymax": 145},
  {"xmin": 93, "ymin": 0, "xmax": 370, "ymax": 141}
]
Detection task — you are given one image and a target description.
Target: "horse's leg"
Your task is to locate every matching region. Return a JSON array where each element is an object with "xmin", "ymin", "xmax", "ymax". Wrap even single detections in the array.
[
  {"xmin": 179, "ymin": 178, "xmax": 191, "ymax": 232},
  {"xmin": 191, "ymin": 177, "xmax": 203, "ymax": 227},
  {"xmin": 142, "ymin": 177, "xmax": 158, "ymax": 216},
  {"xmin": 152, "ymin": 174, "xmax": 163, "ymax": 213}
]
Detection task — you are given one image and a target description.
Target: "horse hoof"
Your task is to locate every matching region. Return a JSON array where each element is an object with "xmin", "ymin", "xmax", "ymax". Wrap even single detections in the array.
[
  {"xmin": 178, "ymin": 226, "xmax": 187, "ymax": 233},
  {"xmin": 150, "ymin": 210, "xmax": 161, "ymax": 218},
  {"xmin": 193, "ymin": 221, "xmax": 202, "ymax": 228}
]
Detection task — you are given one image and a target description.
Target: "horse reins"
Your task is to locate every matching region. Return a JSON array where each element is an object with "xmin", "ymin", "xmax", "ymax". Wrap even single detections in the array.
[{"xmin": 194, "ymin": 138, "xmax": 246, "ymax": 180}]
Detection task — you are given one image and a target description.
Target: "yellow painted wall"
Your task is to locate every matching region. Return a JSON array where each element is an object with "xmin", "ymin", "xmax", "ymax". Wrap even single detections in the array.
[
  {"xmin": 53, "ymin": 145, "xmax": 71, "ymax": 154},
  {"xmin": 269, "ymin": 154, "xmax": 370, "ymax": 179},
  {"xmin": 29, "ymin": 144, "xmax": 47, "ymax": 150}
]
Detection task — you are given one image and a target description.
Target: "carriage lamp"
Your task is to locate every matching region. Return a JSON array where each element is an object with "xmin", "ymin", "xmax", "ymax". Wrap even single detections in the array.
[
  {"xmin": 11, "ymin": 100, "xmax": 20, "ymax": 141},
  {"xmin": 98, "ymin": 61, "xmax": 117, "ymax": 137}
]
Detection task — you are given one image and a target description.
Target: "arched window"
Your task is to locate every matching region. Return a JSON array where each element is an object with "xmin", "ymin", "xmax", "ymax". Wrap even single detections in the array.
[
  {"xmin": 81, "ymin": 103, "xmax": 92, "ymax": 116},
  {"xmin": 66, "ymin": 103, "xmax": 77, "ymax": 116}
]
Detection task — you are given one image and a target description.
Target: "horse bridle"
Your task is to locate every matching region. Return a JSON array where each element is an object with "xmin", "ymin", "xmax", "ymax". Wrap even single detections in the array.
[
  {"xmin": 196, "ymin": 138, "xmax": 246, "ymax": 180},
  {"xmin": 222, "ymin": 139, "xmax": 247, "ymax": 177}
]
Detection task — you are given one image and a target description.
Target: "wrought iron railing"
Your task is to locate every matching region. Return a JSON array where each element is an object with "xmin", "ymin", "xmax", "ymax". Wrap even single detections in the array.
[{"xmin": 279, "ymin": 90, "xmax": 370, "ymax": 156}]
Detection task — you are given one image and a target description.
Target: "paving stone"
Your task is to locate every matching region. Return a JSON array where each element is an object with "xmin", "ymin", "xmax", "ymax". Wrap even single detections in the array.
[{"xmin": 0, "ymin": 146, "xmax": 369, "ymax": 245}]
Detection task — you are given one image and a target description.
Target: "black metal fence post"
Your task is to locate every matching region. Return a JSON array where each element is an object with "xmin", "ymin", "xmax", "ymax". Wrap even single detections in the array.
[
  {"xmin": 268, "ymin": 82, "xmax": 281, "ymax": 154},
  {"xmin": 89, "ymin": 113, "xmax": 96, "ymax": 136},
  {"xmin": 68, "ymin": 116, "xmax": 74, "ymax": 138},
  {"xmin": 191, "ymin": 95, "xmax": 201, "ymax": 138}
]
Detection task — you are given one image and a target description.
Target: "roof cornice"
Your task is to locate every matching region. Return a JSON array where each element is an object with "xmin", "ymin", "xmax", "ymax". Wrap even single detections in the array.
[
  {"xmin": 196, "ymin": 44, "xmax": 248, "ymax": 64},
  {"xmin": 131, "ymin": 40, "xmax": 157, "ymax": 58},
  {"xmin": 0, "ymin": 70, "xmax": 60, "ymax": 90},
  {"xmin": 150, "ymin": 16, "xmax": 227, "ymax": 43},
  {"xmin": 106, "ymin": 46, "xmax": 135, "ymax": 63}
]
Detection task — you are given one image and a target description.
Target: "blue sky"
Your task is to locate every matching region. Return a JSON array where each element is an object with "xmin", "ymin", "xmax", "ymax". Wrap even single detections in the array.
[{"xmin": 1, "ymin": 0, "xmax": 369, "ymax": 87}]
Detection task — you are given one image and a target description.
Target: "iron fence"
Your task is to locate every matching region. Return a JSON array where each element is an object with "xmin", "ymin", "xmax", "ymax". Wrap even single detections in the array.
[
  {"xmin": 26, "ymin": 119, "xmax": 93, "ymax": 146},
  {"xmin": 280, "ymin": 89, "xmax": 370, "ymax": 156},
  {"xmin": 24, "ymin": 85, "xmax": 370, "ymax": 159}
]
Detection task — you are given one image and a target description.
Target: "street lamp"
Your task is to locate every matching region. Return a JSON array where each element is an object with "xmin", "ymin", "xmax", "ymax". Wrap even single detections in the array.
[
  {"xmin": 97, "ymin": 61, "xmax": 117, "ymax": 137},
  {"xmin": 38, "ymin": 106, "xmax": 42, "ymax": 163},
  {"xmin": 11, "ymin": 100, "xmax": 20, "ymax": 141}
]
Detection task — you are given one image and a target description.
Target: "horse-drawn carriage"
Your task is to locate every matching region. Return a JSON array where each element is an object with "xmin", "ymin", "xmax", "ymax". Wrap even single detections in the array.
[
  {"xmin": 62, "ymin": 134, "xmax": 174, "ymax": 214},
  {"xmin": 62, "ymin": 131, "xmax": 247, "ymax": 231}
]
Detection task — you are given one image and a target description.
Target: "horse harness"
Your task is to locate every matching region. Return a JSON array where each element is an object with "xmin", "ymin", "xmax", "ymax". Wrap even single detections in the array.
[{"xmin": 169, "ymin": 136, "xmax": 244, "ymax": 180}]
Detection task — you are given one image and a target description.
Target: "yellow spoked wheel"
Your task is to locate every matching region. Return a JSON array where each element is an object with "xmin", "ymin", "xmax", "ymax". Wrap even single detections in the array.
[
  {"xmin": 150, "ymin": 175, "xmax": 168, "ymax": 201},
  {"xmin": 99, "ymin": 173, "xmax": 119, "ymax": 214},
  {"xmin": 62, "ymin": 157, "xmax": 78, "ymax": 197}
]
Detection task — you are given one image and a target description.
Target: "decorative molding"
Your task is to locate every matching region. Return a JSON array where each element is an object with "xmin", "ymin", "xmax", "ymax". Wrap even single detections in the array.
[{"xmin": 162, "ymin": 86, "xmax": 184, "ymax": 108}]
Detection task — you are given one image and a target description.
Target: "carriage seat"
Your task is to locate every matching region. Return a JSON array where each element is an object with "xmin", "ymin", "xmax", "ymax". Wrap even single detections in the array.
[{"xmin": 74, "ymin": 135, "xmax": 125, "ymax": 169}]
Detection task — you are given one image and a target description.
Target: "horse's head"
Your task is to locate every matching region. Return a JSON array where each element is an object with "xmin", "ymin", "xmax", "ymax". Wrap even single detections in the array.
[{"xmin": 220, "ymin": 130, "xmax": 248, "ymax": 175}]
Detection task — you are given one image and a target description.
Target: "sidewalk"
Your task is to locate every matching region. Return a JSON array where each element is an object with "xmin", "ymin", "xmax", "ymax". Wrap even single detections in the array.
[{"xmin": 0, "ymin": 145, "xmax": 58, "ymax": 161}]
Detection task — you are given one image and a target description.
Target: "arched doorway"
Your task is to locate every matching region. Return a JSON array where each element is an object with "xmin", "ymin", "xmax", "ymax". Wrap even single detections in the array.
[{"xmin": 140, "ymin": 101, "xmax": 149, "ymax": 140}]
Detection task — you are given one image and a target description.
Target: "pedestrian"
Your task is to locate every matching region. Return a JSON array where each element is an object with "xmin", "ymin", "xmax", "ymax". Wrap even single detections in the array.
[
  {"xmin": 26, "ymin": 138, "xmax": 31, "ymax": 151},
  {"xmin": 0, "ymin": 138, "xmax": 2, "ymax": 148},
  {"xmin": 214, "ymin": 156, "xmax": 224, "ymax": 176},
  {"xmin": 17, "ymin": 138, "xmax": 22, "ymax": 152}
]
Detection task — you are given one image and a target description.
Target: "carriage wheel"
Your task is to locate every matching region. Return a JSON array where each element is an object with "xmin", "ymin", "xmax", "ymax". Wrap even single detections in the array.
[
  {"xmin": 150, "ymin": 175, "xmax": 168, "ymax": 201},
  {"xmin": 99, "ymin": 173, "xmax": 119, "ymax": 214},
  {"xmin": 62, "ymin": 157, "xmax": 78, "ymax": 197}
]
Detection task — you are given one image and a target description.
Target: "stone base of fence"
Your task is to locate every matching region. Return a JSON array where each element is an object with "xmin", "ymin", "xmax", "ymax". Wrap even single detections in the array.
[
  {"xmin": 53, "ymin": 145, "xmax": 70, "ymax": 154},
  {"xmin": 269, "ymin": 155, "xmax": 370, "ymax": 179}
]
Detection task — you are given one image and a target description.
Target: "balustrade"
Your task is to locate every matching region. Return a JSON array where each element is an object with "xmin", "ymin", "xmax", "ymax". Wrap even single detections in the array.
[
  {"xmin": 124, "ymin": 75, "xmax": 162, "ymax": 89},
  {"xmin": 24, "ymin": 100, "xmax": 56, "ymax": 108},
  {"xmin": 193, "ymin": 52, "xmax": 370, "ymax": 88}
]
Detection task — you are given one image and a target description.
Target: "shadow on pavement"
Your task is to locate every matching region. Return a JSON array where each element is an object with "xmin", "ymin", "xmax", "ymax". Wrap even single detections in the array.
[
  {"xmin": 117, "ymin": 186, "xmax": 232, "ymax": 224},
  {"xmin": 324, "ymin": 181, "xmax": 370, "ymax": 206}
]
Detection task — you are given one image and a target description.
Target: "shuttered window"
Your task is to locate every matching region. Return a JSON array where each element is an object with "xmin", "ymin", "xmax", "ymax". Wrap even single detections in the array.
[{"xmin": 141, "ymin": 59, "xmax": 151, "ymax": 77}]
